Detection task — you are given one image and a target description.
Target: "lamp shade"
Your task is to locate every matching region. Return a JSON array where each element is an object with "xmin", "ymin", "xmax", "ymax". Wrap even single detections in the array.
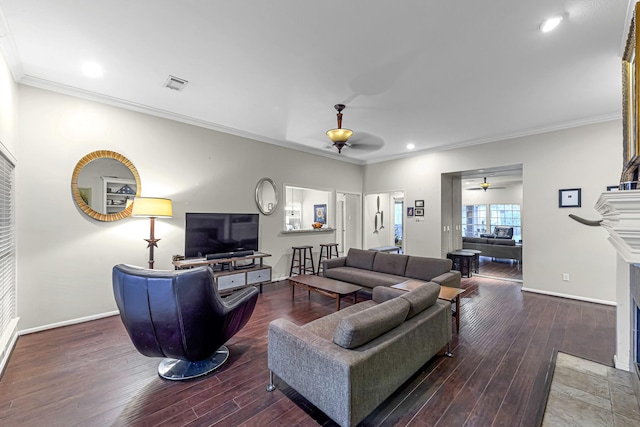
[{"xmin": 132, "ymin": 197, "xmax": 173, "ymax": 218}]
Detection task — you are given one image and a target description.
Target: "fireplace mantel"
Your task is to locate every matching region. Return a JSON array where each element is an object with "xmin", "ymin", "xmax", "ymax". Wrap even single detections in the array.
[{"xmin": 595, "ymin": 190, "xmax": 640, "ymax": 264}]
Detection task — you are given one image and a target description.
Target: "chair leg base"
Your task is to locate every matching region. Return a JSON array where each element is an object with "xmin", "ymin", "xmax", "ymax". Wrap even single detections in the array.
[{"xmin": 158, "ymin": 345, "xmax": 229, "ymax": 380}]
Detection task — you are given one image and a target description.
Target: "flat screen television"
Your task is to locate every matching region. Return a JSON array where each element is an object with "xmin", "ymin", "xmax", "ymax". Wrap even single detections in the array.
[{"xmin": 185, "ymin": 213, "xmax": 259, "ymax": 258}]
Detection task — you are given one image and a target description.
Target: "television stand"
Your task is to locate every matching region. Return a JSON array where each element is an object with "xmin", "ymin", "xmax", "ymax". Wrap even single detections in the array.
[{"xmin": 172, "ymin": 252, "xmax": 272, "ymax": 294}]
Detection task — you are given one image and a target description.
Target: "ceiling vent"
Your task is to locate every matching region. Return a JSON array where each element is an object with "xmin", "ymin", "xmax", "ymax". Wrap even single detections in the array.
[{"xmin": 164, "ymin": 75, "xmax": 188, "ymax": 91}]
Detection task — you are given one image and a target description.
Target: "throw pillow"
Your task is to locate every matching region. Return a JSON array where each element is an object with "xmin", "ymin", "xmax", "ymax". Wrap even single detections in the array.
[
  {"xmin": 333, "ymin": 297, "xmax": 410, "ymax": 349},
  {"xmin": 400, "ymin": 282, "xmax": 440, "ymax": 319}
]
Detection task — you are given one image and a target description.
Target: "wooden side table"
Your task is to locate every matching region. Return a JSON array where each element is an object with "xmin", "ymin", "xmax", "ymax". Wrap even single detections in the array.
[{"xmin": 391, "ymin": 280, "xmax": 465, "ymax": 333}]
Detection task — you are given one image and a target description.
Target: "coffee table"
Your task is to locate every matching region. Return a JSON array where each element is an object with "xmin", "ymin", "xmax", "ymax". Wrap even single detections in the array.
[
  {"xmin": 391, "ymin": 280, "xmax": 465, "ymax": 333},
  {"xmin": 289, "ymin": 274, "xmax": 362, "ymax": 311}
]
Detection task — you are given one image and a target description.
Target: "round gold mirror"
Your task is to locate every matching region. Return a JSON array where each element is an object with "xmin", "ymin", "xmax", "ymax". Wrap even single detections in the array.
[
  {"xmin": 255, "ymin": 177, "xmax": 278, "ymax": 215},
  {"xmin": 71, "ymin": 150, "xmax": 141, "ymax": 221}
]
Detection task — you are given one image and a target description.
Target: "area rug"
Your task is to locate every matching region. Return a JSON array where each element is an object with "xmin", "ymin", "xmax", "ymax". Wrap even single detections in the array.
[{"xmin": 538, "ymin": 351, "xmax": 640, "ymax": 426}]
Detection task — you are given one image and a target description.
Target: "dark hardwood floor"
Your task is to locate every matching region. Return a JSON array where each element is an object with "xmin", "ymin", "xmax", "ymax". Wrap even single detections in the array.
[
  {"xmin": 477, "ymin": 256, "xmax": 523, "ymax": 281},
  {"xmin": 0, "ymin": 275, "xmax": 614, "ymax": 426}
]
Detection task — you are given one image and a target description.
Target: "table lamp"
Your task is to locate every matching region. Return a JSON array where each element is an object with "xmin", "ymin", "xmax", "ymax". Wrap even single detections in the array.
[{"xmin": 132, "ymin": 197, "xmax": 173, "ymax": 269}]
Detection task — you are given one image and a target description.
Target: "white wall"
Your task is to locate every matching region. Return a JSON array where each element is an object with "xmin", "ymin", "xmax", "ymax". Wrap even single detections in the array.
[
  {"xmin": 364, "ymin": 120, "xmax": 621, "ymax": 304},
  {"xmin": 16, "ymin": 85, "xmax": 362, "ymax": 331},
  {"xmin": 0, "ymin": 47, "xmax": 17, "ymax": 155}
]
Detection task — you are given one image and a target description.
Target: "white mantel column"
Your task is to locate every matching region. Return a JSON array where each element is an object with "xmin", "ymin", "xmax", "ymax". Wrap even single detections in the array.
[{"xmin": 595, "ymin": 190, "xmax": 640, "ymax": 371}]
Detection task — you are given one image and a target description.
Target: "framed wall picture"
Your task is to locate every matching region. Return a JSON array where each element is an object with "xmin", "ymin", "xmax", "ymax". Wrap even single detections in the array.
[
  {"xmin": 559, "ymin": 188, "xmax": 581, "ymax": 208},
  {"xmin": 415, "ymin": 208, "xmax": 424, "ymax": 216},
  {"xmin": 415, "ymin": 200, "xmax": 424, "ymax": 208},
  {"xmin": 622, "ymin": 3, "xmax": 640, "ymax": 183},
  {"xmin": 407, "ymin": 207, "xmax": 414, "ymax": 217},
  {"xmin": 314, "ymin": 204, "xmax": 327, "ymax": 224}
]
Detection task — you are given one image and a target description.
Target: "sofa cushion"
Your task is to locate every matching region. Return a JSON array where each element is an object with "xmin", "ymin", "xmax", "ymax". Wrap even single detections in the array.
[
  {"xmin": 462, "ymin": 237, "xmax": 488, "ymax": 244},
  {"xmin": 345, "ymin": 248, "xmax": 376, "ymax": 271},
  {"xmin": 372, "ymin": 252, "xmax": 409, "ymax": 276},
  {"xmin": 325, "ymin": 267, "xmax": 406, "ymax": 288},
  {"xmin": 400, "ymin": 282, "xmax": 440, "ymax": 319},
  {"xmin": 333, "ymin": 297, "xmax": 410, "ymax": 349},
  {"xmin": 404, "ymin": 257, "xmax": 453, "ymax": 281},
  {"xmin": 487, "ymin": 238, "xmax": 516, "ymax": 246},
  {"xmin": 302, "ymin": 300, "xmax": 377, "ymax": 341}
]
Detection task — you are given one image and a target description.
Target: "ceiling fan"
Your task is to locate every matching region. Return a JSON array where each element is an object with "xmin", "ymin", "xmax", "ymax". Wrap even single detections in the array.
[
  {"xmin": 324, "ymin": 104, "xmax": 382, "ymax": 153},
  {"xmin": 326, "ymin": 104, "xmax": 353, "ymax": 153},
  {"xmin": 466, "ymin": 177, "xmax": 506, "ymax": 191}
]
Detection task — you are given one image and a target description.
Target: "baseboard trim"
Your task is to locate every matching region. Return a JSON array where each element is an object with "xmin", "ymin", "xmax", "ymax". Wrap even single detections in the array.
[
  {"xmin": 521, "ymin": 287, "xmax": 616, "ymax": 306},
  {"xmin": 18, "ymin": 310, "xmax": 119, "ymax": 336}
]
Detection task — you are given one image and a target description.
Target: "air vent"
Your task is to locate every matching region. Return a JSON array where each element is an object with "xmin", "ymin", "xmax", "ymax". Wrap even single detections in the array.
[{"xmin": 164, "ymin": 75, "xmax": 188, "ymax": 91}]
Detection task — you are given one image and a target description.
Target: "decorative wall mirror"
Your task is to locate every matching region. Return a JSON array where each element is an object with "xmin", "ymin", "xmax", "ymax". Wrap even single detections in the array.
[
  {"xmin": 71, "ymin": 150, "xmax": 141, "ymax": 221},
  {"xmin": 255, "ymin": 177, "xmax": 278, "ymax": 215}
]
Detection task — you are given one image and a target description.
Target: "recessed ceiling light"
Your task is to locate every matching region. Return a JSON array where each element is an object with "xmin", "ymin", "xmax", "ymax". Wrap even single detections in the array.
[
  {"xmin": 81, "ymin": 62, "xmax": 103, "ymax": 78},
  {"xmin": 540, "ymin": 16, "xmax": 563, "ymax": 33},
  {"xmin": 406, "ymin": 143, "xmax": 415, "ymax": 150}
]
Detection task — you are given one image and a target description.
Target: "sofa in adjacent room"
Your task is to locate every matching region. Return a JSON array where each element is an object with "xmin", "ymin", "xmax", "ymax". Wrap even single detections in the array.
[
  {"xmin": 321, "ymin": 248, "xmax": 461, "ymax": 289},
  {"xmin": 267, "ymin": 283, "xmax": 452, "ymax": 427},
  {"xmin": 462, "ymin": 236, "xmax": 522, "ymax": 261}
]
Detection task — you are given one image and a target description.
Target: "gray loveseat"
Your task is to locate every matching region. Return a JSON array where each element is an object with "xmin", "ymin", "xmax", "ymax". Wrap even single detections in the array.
[
  {"xmin": 322, "ymin": 248, "xmax": 461, "ymax": 289},
  {"xmin": 267, "ymin": 283, "xmax": 452, "ymax": 427},
  {"xmin": 462, "ymin": 236, "xmax": 522, "ymax": 261}
]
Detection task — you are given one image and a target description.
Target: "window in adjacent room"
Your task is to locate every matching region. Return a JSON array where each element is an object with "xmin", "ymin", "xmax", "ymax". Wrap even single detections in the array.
[
  {"xmin": 462, "ymin": 203, "xmax": 521, "ymax": 241},
  {"xmin": 462, "ymin": 204, "xmax": 487, "ymax": 237},
  {"xmin": 490, "ymin": 204, "xmax": 521, "ymax": 242}
]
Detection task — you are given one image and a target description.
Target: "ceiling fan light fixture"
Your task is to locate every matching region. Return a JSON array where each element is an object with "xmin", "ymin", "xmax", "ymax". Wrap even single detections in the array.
[
  {"xmin": 326, "ymin": 104, "xmax": 353, "ymax": 153},
  {"xmin": 480, "ymin": 177, "xmax": 491, "ymax": 191},
  {"xmin": 326, "ymin": 128, "xmax": 353, "ymax": 143}
]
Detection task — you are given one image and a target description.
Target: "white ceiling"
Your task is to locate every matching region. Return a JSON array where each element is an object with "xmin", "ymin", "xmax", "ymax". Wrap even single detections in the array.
[{"xmin": 0, "ymin": 1, "xmax": 631, "ymax": 164}]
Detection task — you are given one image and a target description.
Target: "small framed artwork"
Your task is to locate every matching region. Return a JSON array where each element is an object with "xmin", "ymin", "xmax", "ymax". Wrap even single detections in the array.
[
  {"xmin": 314, "ymin": 204, "xmax": 327, "ymax": 224},
  {"xmin": 407, "ymin": 207, "xmax": 414, "ymax": 217},
  {"xmin": 415, "ymin": 208, "xmax": 424, "ymax": 216},
  {"xmin": 607, "ymin": 185, "xmax": 619, "ymax": 191},
  {"xmin": 415, "ymin": 200, "xmax": 424, "ymax": 208},
  {"xmin": 558, "ymin": 188, "xmax": 581, "ymax": 208}
]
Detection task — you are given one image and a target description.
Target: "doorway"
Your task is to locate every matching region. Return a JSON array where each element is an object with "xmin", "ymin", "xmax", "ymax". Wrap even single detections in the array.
[
  {"xmin": 363, "ymin": 191, "xmax": 405, "ymax": 251},
  {"xmin": 336, "ymin": 192, "xmax": 361, "ymax": 255},
  {"xmin": 444, "ymin": 166, "xmax": 523, "ymax": 282}
]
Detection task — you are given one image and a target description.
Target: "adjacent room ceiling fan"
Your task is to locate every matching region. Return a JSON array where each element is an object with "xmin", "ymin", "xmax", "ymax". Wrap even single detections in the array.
[{"xmin": 466, "ymin": 177, "xmax": 506, "ymax": 191}]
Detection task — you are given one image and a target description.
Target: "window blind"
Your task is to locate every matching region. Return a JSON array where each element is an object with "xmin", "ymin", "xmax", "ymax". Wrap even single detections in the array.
[{"xmin": 0, "ymin": 150, "xmax": 15, "ymax": 341}]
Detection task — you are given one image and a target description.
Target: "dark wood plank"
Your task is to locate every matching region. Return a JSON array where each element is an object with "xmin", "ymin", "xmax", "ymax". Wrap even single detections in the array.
[{"xmin": 0, "ymin": 275, "xmax": 615, "ymax": 427}]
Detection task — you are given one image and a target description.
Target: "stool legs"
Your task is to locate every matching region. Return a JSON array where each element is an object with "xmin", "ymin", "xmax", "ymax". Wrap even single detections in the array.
[
  {"xmin": 290, "ymin": 246, "xmax": 315, "ymax": 276},
  {"xmin": 317, "ymin": 243, "xmax": 339, "ymax": 275}
]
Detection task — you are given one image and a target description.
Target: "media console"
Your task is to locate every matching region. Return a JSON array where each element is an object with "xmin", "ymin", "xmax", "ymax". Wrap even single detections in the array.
[{"xmin": 172, "ymin": 252, "xmax": 272, "ymax": 294}]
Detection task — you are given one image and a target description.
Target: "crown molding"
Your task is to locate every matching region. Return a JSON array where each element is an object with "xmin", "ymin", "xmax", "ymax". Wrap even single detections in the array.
[
  {"xmin": 18, "ymin": 75, "xmax": 365, "ymax": 166},
  {"xmin": 0, "ymin": 6, "xmax": 24, "ymax": 81}
]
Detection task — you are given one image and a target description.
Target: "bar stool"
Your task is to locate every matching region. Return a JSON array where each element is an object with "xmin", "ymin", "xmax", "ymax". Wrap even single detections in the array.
[
  {"xmin": 317, "ymin": 243, "xmax": 339, "ymax": 275},
  {"xmin": 289, "ymin": 245, "xmax": 315, "ymax": 277}
]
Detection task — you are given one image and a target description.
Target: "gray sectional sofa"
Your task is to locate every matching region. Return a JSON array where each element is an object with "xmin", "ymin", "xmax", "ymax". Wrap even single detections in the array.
[
  {"xmin": 267, "ymin": 283, "xmax": 452, "ymax": 427},
  {"xmin": 462, "ymin": 236, "xmax": 522, "ymax": 261},
  {"xmin": 321, "ymin": 248, "xmax": 461, "ymax": 289}
]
